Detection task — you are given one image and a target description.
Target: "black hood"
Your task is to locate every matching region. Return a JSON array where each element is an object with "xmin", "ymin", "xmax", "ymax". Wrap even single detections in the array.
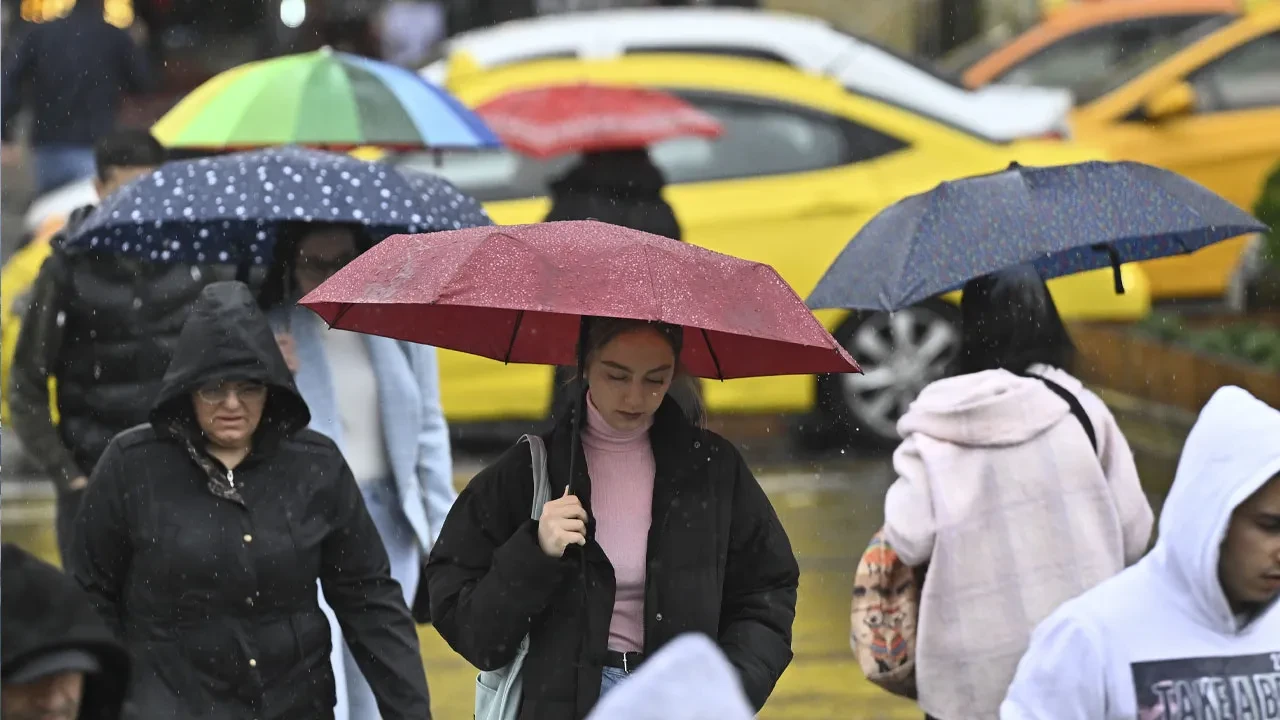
[
  {"xmin": 550, "ymin": 149, "xmax": 669, "ymax": 199},
  {"xmin": 1, "ymin": 544, "xmax": 130, "ymax": 720},
  {"xmin": 150, "ymin": 281, "xmax": 309, "ymax": 442}
]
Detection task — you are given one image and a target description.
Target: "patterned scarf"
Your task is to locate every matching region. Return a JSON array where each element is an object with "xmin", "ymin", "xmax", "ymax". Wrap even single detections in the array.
[{"xmin": 168, "ymin": 419, "xmax": 246, "ymax": 506}]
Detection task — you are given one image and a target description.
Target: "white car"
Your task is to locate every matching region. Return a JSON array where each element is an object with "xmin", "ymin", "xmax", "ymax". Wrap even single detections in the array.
[
  {"xmin": 23, "ymin": 177, "xmax": 98, "ymax": 234},
  {"xmin": 421, "ymin": 7, "xmax": 1075, "ymax": 143}
]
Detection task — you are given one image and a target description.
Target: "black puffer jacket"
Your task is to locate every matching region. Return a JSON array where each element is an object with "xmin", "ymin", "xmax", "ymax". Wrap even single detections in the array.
[
  {"xmin": 426, "ymin": 395, "xmax": 799, "ymax": 719},
  {"xmin": 1, "ymin": 543, "xmax": 132, "ymax": 720},
  {"xmin": 9, "ymin": 206, "xmax": 249, "ymax": 488},
  {"xmin": 68, "ymin": 282, "xmax": 431, "ymax": 720},
  {"xmin": 544, "ymin": 149, "xmax": 683, "ymax": 242}
]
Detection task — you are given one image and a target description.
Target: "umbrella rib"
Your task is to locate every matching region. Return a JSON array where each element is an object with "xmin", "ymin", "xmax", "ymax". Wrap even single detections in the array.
[
  {"xmin": 700, "ymin": 328, "xmax": 725, "ymax": 381},
  {"xmin": 502, "ymin": 310, "xmax": 525, "ymax": 365},
  {"xmin": 330, "ymin": 303, "xmax": 353, "ymax": 328}
]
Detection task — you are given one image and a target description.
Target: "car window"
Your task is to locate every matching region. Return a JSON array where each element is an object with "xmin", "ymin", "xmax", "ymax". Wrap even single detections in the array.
[
  {"xmin": 1074, "ymin": 15, "xmax": 1235, "ymax": 105},
  {"xmin": 1189, "ymin": 32, "xmax": 1280, "ymax": 112},
  {"xmin": 996, "ymin": 25, "xmax": 1122, "ymax": 91},
  {"xmin": 994, "ymin": 15, "xmax": 1226, "ymax": 95},
  {"xmin": 397, "ymin": 92, "xmax": 906, "ymax": 202}
]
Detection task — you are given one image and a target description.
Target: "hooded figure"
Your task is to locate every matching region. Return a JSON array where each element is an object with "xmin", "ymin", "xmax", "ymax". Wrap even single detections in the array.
[
  {"xmin": 67, "ymin": 281, "xmax": 431, "ymax": 720},
  {"xmin": 543, "ymin": 149, "xmax": 682, "ymax": 242},
  {"xmin": 1002, "ymin": 386, "xmax": 1280, "ymax": 720},
  {"xmin": 2, "ymin": 544, "xmax": 131, "ymax": 720}
]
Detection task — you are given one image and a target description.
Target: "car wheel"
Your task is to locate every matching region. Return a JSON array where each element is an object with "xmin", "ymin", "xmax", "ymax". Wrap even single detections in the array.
[{"xmin": 809, "ymin": 299, "xmax": 962, "ymax": 449}]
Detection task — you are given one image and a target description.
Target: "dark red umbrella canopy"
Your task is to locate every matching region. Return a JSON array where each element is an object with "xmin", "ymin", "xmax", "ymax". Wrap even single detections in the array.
[
  {"xmin": 301, "ymin": 221, "xmax": 859, "ymax": 380},
  {"xmin": 473, "ymin": 83, "xmax": 724, "ymax": 159}
]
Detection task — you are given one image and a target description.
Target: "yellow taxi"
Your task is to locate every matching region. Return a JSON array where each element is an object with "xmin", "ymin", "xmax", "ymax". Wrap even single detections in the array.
[
  {"xmin": 404, "ymin": 53, "xmax": 1150, "ymax": 442},
  {"xmin": 1, "ymin": 216, "xmax": 68, "ymax": 427},
  {"xmin": 1069, "ymin": 4, "xmax": 1280, "ymax": 299}
]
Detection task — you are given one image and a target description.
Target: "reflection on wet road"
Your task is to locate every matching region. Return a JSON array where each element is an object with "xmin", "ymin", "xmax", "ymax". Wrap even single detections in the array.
[{"xmin": 1, "ymin": 445, "xmax": 1174, "ymax": 719}]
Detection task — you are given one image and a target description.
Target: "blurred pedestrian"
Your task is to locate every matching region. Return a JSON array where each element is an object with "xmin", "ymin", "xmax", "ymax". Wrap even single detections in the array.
[
  {"xmin": 881, "ymin": 264, "xmax": 1154, "ymax": 720},
  {"xmin": 427, "ymin": 316, "xmax": 799, "ymax": 718},
  {"xmin": 1002, "ymin": 386, "xmax": 1280, "ymax": 720},
  {"xmin": 67, "ymin": 281, "xmax": 431, "ymax": 720},
  {"xmin": 544, "ymin": 149, "xmax": 682, "ymax": 242},
  {"xmin": 0, "ymin": 0, "xmax": 151, "ymax": 195},
  {"xmin": 261, "ymin": 222, "xmax": 456, "ymax": 720},
  {"xmin": 2, "ymin": 543, "xmax": 131, "ymax": 720},
  {"xmin": 7, "ymin": 130, "xmax": 240, "ymax": 565}
]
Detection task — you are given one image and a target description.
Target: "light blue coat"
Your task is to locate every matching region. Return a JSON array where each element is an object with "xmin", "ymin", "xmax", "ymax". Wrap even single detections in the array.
[{"xmin": 272, "ymin": 305, "xmax": 455, "ymax": 551}]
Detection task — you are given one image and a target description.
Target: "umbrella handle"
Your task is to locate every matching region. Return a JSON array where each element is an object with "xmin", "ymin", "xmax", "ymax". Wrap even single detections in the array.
[{"xmin": 1091, "ymin": 244, "xmax": 1126, "ymax": 295}]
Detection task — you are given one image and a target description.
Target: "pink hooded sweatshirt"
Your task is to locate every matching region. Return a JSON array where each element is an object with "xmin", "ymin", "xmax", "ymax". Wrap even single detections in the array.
[{"xmin": 883, "ymin": 365, "xmax": 1154, "ymax": 720}]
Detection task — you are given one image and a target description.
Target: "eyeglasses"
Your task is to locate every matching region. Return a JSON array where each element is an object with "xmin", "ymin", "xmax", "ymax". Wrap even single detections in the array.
[
  {"xmin": 296, "ymin": 253, "xmax": 357, "ymax": 281},
  {"xmin": 196, "ymin": 381, "xmax": 268, "ymax": 405}
]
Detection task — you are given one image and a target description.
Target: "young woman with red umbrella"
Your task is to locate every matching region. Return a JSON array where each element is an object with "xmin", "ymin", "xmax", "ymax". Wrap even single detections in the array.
[{"xmin": 299, "ymin": 220, "xmax": 859, "ymax": 718}]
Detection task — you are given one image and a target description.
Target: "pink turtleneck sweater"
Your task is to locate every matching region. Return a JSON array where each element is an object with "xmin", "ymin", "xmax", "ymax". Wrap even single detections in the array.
[{"xmin": 582, "ymin": 393, "xmax": 656, "ymax": 654}]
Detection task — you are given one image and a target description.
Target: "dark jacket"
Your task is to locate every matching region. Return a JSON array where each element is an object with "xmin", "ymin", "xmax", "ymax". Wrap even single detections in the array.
[
  {"xmin": 1, "ymin": 543, "xmax": 132, "ymax": 720},
  {"xmin": 543, "ymin": 150, "xmax": 683, "ymax": 242},
  {"xmin": 0, "ymin": 0, "xmax": 150, "ymax": 145},
  {"xmin": 426, "ymin": 396, "xmax": 799, "ymax": 719},
  {"xmin": 9, "ymin": 211, "xmax": 247, "ymax": 489},
  {"xmin": 67, "ymin": 281, "xmax": 431, "ymax": 720}
]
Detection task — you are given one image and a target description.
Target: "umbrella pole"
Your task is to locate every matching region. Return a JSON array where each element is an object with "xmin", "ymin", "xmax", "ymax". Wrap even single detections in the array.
[{"xmin": 567, "ymin": 315, "xmax": 590, "ymax": 496}]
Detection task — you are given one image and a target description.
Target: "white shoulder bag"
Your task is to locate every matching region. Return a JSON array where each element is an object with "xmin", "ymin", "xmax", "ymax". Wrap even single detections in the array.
[{"xmin": 475, "ymin": 434, "xmax": 552, "ymax": 720}]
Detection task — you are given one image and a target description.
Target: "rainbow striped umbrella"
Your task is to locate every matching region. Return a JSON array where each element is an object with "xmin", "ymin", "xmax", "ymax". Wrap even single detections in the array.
[{"xmin": 152, "ymin": 48, "xmax": 501, "ymax": 152}]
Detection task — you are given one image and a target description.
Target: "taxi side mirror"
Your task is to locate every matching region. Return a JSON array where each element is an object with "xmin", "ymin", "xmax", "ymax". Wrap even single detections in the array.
[{"xmin": 1142, "ymin": 82, "xmax": 1196, "ymax": 121}]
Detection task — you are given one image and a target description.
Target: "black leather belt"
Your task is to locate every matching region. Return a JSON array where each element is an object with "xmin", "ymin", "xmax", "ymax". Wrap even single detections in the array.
[{"xmin": 603, "ymin": 650, "xmax": 644, "ymax": 673}]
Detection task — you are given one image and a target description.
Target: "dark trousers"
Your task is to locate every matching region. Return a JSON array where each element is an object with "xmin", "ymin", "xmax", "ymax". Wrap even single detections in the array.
[{"xmin": 55, "ymin": 488, "xmax": 86, "ymax": 566}]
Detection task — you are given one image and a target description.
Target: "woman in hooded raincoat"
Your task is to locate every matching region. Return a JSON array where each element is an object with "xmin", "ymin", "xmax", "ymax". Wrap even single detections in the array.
[
  {"xmin": 68, "ymin": 281, "xmax": 431, "ymax": 720},
  {"xmin": 426, "ymin": 316, "xmax": 799, "ymax": 720}
]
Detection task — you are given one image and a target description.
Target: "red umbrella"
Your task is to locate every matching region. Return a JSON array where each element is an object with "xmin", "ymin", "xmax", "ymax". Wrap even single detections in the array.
[
  {"xmin": 300, "ymin": 221, "xmax": 858, "ymax": 379},
  {"xmin": 473, "ymin": 84, "xmax": 724, "ymax": 159}
]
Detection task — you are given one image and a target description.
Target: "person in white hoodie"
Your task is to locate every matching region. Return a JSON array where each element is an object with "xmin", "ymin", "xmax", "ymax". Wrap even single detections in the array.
[
  {"xmin": 1002, "ymin": 386, "xmax": 1280, "ymax": 720},
  {"xmin": 883, "ymin": 265, "xmax": 1154, "ymax": 720}
]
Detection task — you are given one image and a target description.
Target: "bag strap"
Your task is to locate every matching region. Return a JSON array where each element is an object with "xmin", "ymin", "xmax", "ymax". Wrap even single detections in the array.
[
  {"xmin": 1023, "ymin": 373, "xmax": 1098, "ymax": 454},
  {"xmin": 521, "ymin": 435, "xmax": 552, "ymax": 521}
]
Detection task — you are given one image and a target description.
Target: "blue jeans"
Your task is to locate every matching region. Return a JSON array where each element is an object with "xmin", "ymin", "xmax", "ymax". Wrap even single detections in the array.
[
  {"xmin": 319, "ymin": 479, "xmax": 423, "ymax": 720},
  {"xmin": 31, "ymin": 144, "xmax": 96, "ymax": 196},
  {"xmin": 599, "ymin": 666, "xmax": 630, "ymax": 698}
]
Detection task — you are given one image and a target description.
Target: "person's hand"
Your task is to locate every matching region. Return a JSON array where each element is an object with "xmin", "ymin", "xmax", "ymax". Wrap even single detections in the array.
[
  {"xmin": 275, "ymin": 332, "xmax": 300, "ymax": 373},
  {"xmin": 537, "ymin": 486, "xmax": 587, "ymax": 558},
  {"xmin": 68, "ymin": 476, "xmax": 89, "ymax": 492},
  {"xmin": 1, "ymin": 143, "xmax": 21, "ymax": 166}
]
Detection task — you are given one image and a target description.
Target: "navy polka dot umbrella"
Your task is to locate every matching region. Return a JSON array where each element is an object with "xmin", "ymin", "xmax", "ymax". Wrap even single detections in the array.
[
  {"xmin": 807, "ymin": 160, "xmax": 1268, "ymax": 313},
  {"xmin": 66, "ymin": 146, "xmax": 491, "ymax": 267}
]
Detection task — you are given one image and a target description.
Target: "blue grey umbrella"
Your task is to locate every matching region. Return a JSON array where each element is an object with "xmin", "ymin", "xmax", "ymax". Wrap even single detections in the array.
[
  {"xmin": 66, "ymin": 146, "xmax": 491, "ymax": 266},
  {"xmin": 807, "ymin": 160, "xmax": 1268, "ymax": 313}
]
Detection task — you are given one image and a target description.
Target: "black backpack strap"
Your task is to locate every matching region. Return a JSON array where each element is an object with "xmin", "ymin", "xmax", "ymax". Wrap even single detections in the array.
[{"xmin": 1022, "ymin": 373, "xmax": 1098, "ymax": 454}]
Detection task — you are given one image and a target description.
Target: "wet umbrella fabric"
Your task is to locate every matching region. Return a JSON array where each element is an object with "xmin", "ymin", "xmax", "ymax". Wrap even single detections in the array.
[
  {"xmin": 806, "ymin": 160, "xmax": 1268, "ymax": 313},
  {"xmin": 299, "ymin": 220, "xmax": 859, "ymax": 379},
  {"xmin": 474, "ymin": 84, "xmax": 724, "ymax": 159},
  {"xmin": 65, "ymin": 146, "xmax": 491, "ymax": 266},
  {"xmin": 152, "ymin": 48, "xmax": 501, "ymax": 151}
]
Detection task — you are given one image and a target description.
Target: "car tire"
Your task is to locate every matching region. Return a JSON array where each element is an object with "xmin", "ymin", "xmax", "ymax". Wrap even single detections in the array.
[{"xmin": 804, "ymin": 299, "xmax": 962, "ymax": 450}]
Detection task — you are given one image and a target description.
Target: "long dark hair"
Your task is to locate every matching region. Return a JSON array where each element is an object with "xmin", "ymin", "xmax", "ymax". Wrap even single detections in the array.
[
  {"xmin": 558, "ymin": 316, "xmax": 706, "ymax": 429},
  {"xmin": 257, "ymin": 222, "xmax": 376, "ymax": 310},
  {"xmin": 954, "ymin": 264, "xmax": 1077, "ymax": 376}
]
